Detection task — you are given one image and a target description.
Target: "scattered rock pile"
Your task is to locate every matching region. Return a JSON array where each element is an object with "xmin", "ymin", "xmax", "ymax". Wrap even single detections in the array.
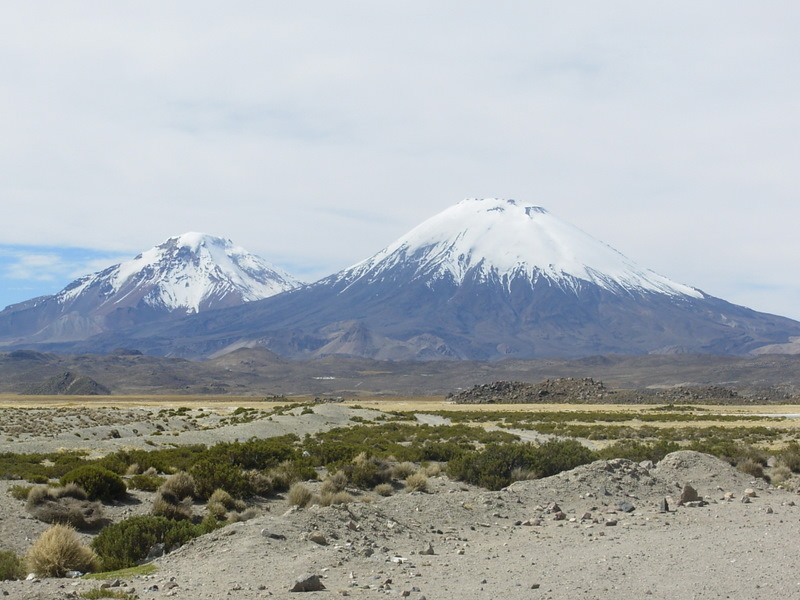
[{"xmin": 450, "ymin": 378, "xmax": 610, "ymax": 404}]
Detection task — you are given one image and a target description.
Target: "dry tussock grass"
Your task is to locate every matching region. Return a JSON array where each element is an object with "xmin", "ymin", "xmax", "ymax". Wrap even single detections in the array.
[{"xmin": 25, "ymin": 524, "xmax": 99, "ymax": 577}]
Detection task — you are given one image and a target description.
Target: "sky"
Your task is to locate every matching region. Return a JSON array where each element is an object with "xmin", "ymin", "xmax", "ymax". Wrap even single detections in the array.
[{"xmin": 1, "ymin": 2, "xmax": 799, "ymax": 319}]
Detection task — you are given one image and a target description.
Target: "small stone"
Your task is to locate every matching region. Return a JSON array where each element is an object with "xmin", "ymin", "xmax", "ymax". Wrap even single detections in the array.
[
  {"xmin": 309, "ymin": 533, "xmax": 327, "ymax": 545},
  {"xmin": 605, "ymin": 519, "xmax": 618, "ymax": 527},
  {"xmin": 618, "ymin": 502, "xmax": 635, "ymax": 513},
  {"xmin": 552, "ymin": 511, "xmax": 566, "ymax": 521},
  {"xmin": 744, "ymin": 488, "xmax": 757, "ymax": 498},
  {"xmin": 679, "ymin": 485, "xmax": 699, "ymax": 505},
  {"xmin": 261, "ymin": 529, "xmax": 287, "ymax": 540},
  {"xmin": 290, "ymin": 574, "xmax": 326, "ymax": 592},
  {"xmin": 419, "ymin": 543, "xmax": 435, "ymax": 556},
  {"xmin": 741, "ymin": 496, "xmax": 751, "ymax": 504},
  {"xmin": 723, "ymin": 492, "xmax": 735, "ymax": 501},
  {"xmin": 766, "ymin": 507, "xmax": 774, "ymax": 514},
  {"xmin": 658, "ymin": 498, "xmax": 669, "ymax": 513},
  {"xmin": 580, "ymin": 512, "xmax": 592, "ymax": 521},
  {"xmin": 531, "ymin": 583, "xmax": 541, "ymax": 589}
]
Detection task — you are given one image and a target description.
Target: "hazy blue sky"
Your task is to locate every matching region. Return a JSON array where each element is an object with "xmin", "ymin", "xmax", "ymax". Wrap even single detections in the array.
[{"xmin": 1, "ymin": 3, "xmax": 799, "ymax": 319}]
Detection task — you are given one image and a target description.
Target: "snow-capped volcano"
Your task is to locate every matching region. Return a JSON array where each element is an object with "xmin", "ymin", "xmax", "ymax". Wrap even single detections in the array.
[
  {"xmin": 60, "ymin": 232, "xmax": 300, "ymax": 314},
  {"xmin": 84, "ymin": 197, "xmax": 799, "ymax": 361},
  {"xmin": 0, "ymin": 233, "xmax": 300, "ymax": 345},
  {"xmin": 340, "ymin": 198, "xmax": 702, "ymax": 298}
]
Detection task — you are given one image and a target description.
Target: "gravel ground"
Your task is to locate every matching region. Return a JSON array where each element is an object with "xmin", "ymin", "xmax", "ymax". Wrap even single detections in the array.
[{"xmin": 0, "ymin": 405, "xmax": 799, "ymax": 600}]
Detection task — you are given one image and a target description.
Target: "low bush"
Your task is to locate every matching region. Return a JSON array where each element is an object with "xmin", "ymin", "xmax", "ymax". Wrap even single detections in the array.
[
  {"xmin": 0, "ymin": 550, "xmax": 24, "ymax": 581},
  {"xmin": 8, "ymin": 484, "xmax": 33, "ymax": 501},
  {"xmin": 25, "ymin": 524, "xmax": 100, "ymax": 577},
  {"xmin": 91, "ymin": 516, "xmax": 208, "ymax": 571},
  {"xmin": 342, "ymin": 453, "xmax": 391, "ymax": 490},
  {"xmin": 26, "ymin": 485, "xmax": 106, "ymax": 530},
  {"xmin": 60, "ymin": 466, "xmax": 126, "ymax": 502},
  {"xmin": 448, "ymin": 440, "xmax": 596, "ymax": 491},
  {"xmin": 189, "ymin": 459, "xmax": 251, "ymax": 500}
]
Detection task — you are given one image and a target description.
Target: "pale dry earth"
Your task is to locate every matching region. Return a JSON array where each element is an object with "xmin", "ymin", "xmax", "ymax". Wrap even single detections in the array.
[{"xmin": 0, "ymin": 403, "xmax": 798, "ymax": 599}]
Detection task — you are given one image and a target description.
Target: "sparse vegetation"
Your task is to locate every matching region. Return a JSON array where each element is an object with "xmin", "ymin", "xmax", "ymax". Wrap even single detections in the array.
[{"xmin": 91, "ymin": 516, "xmax": 212, "ymax": 571}]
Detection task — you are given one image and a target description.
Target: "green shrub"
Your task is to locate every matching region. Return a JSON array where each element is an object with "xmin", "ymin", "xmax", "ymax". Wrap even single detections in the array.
[
  {"xmin": 9, "ymin": 484, "xmax": 34, "ymax": 501},
  {"xmin": 91, "ymin": 516, "xmax": 207, "ymax": 571},
  {"xmin": 0, "ymin": 550, "xmax": 24, "ymax": 581},
  {"xmin": 448, "ymin": 440, "xmax": 596, "ymax": 491},
  {"xmin": 342, "ymin": 453, "xmax": 391, "ymax": 490},
  {"xmin": 189, "ymin": 459, "xmax": 251, "ymax": 500},
  {"xmin": 60, "ymin": 466, "xmax": 126, "ymax": 502},
  {"xmin": 26, "ymin": 524, "xmax": 100, "ymax": 577},
  {"xmin": 597, "ymin": 439, "xmax": 681, "ymax": 463}
]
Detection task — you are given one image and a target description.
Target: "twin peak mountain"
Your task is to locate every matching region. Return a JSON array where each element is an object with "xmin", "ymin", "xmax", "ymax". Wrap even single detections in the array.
[{"xmin": 2, "ymin": 198, "xmax": 798, "ymax": 360}]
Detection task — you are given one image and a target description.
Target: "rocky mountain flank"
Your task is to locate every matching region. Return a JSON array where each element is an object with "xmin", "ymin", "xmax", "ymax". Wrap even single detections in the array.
[{"xmin": 450, "ymin": 378, "xmax": 791, "ymax": 404}]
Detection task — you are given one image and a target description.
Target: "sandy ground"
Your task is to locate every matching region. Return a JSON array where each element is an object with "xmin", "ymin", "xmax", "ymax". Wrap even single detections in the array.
[{"xmin": 0, "ymin": 404, "xmax": 799, "ymax": 599}]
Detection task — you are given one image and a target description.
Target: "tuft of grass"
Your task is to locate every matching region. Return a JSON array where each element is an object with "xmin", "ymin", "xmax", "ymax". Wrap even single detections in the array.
[
  {"xmin": 25, "ymin": 524, "xmax": 100, "ymax": 577},
  {"xmin": 374, "ymin": 483, "xmax": 393, "ymax": 497},
  {"xmin": 405, "ymin": 472, "xmax": 428, "ymax": 493},
  {"xmin": 391, "ymin": 462, "xmax": 417, "ymax": 480},
  {"xmin": 287, "ymin": 483, "xmax": 313, "ymax": 508},
  {"xmin": 159, "ymin": 472, "xmax": 195, "ymax": 500}
]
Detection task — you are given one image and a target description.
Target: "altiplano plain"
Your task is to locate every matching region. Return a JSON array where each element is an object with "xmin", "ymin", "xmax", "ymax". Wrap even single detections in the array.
[{"xmin": 1, "ymin": 396, "xmax": 800, "ymax": 599}]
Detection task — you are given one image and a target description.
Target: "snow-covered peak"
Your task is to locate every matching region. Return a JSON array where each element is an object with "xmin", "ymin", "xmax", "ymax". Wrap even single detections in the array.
[
  {"xmin": 59, "ymin": 233, "xmax": 302, "ymax": 313},
  {"xmin": 341, "ymin": 198, "xmax": 703, "ymax": 298}
]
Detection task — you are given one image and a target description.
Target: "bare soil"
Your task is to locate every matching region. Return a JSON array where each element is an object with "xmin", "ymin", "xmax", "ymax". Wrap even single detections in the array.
[{"xmin": 1, "ymin": 403, "xmax": 799, "ymax": 599}]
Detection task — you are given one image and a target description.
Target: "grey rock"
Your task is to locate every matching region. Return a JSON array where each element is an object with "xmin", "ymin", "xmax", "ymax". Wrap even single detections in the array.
[
  {"xmin": 618, "ymin": 501, "xmax": 635, "ymax": 513},
  {"xmin": 679, "ymin": 485, "xmax": 700, "ymax": 505},
  {"xmin": 290, "ymin": 573, "xmax": 326, "ymax": 592},
  {"xmin": 659, "ymin": 498, "xmax": 669, "ymax": 513}
]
